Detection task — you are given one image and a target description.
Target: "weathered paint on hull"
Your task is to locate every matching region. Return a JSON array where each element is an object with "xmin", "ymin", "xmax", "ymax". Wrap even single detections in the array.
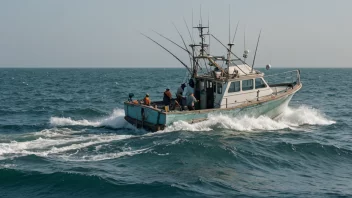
[
  {"xmin": 124, "ymin": 104, "xmax": 166, "ymax": 126},
  {"xmin": 124, "ymin": 92, "xmax": 295, "ymax": 131},
  {"xmin": 165, "ymin": 94, "xmax": 293, "ymax": 125}
]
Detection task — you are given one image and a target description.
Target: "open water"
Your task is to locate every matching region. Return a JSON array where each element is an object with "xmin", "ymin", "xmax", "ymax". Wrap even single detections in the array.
[{"xmin": 0, "ymin": 68, "xmax": 351, "ymax": 197}]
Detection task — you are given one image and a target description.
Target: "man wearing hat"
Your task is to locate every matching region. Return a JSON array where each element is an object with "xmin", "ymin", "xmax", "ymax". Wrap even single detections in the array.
[{"xmin": 143, "ymin": 93, "xmax": 151, "ymax": 106}]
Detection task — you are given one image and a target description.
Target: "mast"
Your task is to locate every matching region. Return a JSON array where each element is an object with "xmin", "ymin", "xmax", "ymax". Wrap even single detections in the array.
[{"xmin": 192, "ymin": 20, "xmax": 209, "ymax": 78}]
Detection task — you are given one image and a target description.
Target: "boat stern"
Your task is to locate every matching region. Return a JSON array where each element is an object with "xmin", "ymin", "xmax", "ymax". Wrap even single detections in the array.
[{"xmin": 124, "ymin": 102, "xmax": 166, "ymax": 131}]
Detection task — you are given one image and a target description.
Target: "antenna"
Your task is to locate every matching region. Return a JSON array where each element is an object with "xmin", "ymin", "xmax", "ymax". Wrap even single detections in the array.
[
  {"xmin": 200, "ymin": 4, "xmax": 202, "ymax": 25},
  {"xmin": 251, "ymin": 29, "xmax": 262, "ymax": 73},
  {"xmin": 231, "ymin": 21, "xmax": 240, "ymax": 44},
  {"xmin": 208, "ymin": 12, "xmax": 210, "ymax": 55},
  {"xmin": 228, "ymin": 6, "xmax": 231, "ymax": 44},
  {"xmin": 192, "ymin": 8, "xmax": 194, "ymax": 43},
  {"xmin": 243, "ymin": 25, "xmax": 249, "ymax": 63}
]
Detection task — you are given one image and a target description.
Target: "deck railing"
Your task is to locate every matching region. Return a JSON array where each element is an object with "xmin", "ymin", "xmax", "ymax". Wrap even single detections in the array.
[{"xmin": 264, "ymin": 70, "xmax": 301, "ymax": 86}]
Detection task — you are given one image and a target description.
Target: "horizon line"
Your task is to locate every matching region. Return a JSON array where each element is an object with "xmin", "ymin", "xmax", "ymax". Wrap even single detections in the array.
[{"xmin": 0, "ymin": 66, "xmax": 351, "ymax": 69}]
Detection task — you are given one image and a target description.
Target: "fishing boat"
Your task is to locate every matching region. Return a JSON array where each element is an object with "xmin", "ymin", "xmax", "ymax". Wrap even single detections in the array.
[{"xmin": 124, "ymin": 19, "xmax": 302, "ymax": 131}]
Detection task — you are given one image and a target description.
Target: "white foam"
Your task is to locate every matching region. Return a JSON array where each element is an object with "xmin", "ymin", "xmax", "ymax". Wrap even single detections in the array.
[
  {"xmin": 32, "ymin": 128, "xmax": 81, "ymax": 138},
  {"xmin": 64, "ymin": 147, "xmax": 150, "ymax": 161},
  {"xmin": 50, "ymin": 108, "xmax": 133, "ymax": 129},
  {"xmin": 0, "ymin": 106, "xmax": 335, "ymax": 161},
  {"xmin": 0, "ymin": 133, "xmax": 133, "ymax": 157},
  {"xmin": 164, "ymin": 105, "xmax": 335, "ymax": 132},
  {"xmin": 50, "ymin": 117, "xmax": 99, "ymax": 127},
  {"xmin": 278, "ymin": 105, "xmax": 335, "ymax": 126},
  {"xmin": 0, "ymin": 164, "xmax": 16, "ymax": 169}
]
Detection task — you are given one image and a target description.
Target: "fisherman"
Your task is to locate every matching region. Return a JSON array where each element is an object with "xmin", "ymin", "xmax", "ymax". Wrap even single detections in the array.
[
  {"xmin": 128, "ymin": 93, "xmax": 134, "ymax": 102},
  {"xmin": 187, "ymin": 93, "xmax": 198, "ymax": 111},
  {"xmin": 163, "ymin": 88, "xmax": 172, "ymax": 106},
  {"xmin": 143, "ymin": 93, "xmax": 151, "ymax": 106},
  {"xmin": 176, "ymin": 83, "xmax": 186, "ymax": 105}
]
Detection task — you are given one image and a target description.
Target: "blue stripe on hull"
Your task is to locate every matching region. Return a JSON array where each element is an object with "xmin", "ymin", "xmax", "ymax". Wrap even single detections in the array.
[{"xmin": 124, "ymin": 105, "xmax": 166, "ymax": 125}]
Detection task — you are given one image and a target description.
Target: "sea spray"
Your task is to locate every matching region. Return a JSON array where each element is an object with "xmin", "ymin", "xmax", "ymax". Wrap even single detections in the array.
[
  {"xmin": 50, "ymin": 106, "xmax": 335, "ymax": 132},
  {"xmin": 50, "ymin": 108, "xmax": 132, "ymax": 129},
  {"xmin": 0, "ymin": 133, "xmax": 134, "ymax": 158},
  {"xmin": 165, "ymin": 105, "xmax": 335, "ymax": 132}
]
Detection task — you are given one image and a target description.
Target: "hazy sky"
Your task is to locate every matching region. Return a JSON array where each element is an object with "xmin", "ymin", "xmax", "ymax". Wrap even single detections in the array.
[{"xmin": 0, "ymin": 0, "xmax": 351, "ymax": 68}]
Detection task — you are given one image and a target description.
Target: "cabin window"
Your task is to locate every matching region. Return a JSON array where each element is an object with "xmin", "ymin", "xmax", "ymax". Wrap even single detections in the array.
[
  {"xmin": 242, "ymin": 79, "xmax": 254, "ymax": 91},
  {"xmin": 228, "ymin": 81, "xmax": 240, "ymax": 93},
  {"xmin": 213, "ymin": 83, "xmax": 216, "ymax": 93},
  {"xmin": 217, "ymin": 83, "xmax": 222, "ymax": 94},
  {"xmin": 255, "ymin": 78, "xmax": 267, "ymax": 89}
]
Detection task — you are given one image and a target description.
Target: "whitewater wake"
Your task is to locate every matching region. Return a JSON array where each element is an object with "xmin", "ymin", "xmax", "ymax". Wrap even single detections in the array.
[
  {"xmin": 49, "ymin": 106, "xmax": 335, "ymax": 132},
  {"xmin": 164, "ymin": 105, "xmax": 335, "ymax": 132},
  {"xmin": 0, "ymin": 106, "xmax": 336, "ymax": 162},
  {"xmin": 50, "ymin": 108, "xmax": 133, "ymax": 129}
]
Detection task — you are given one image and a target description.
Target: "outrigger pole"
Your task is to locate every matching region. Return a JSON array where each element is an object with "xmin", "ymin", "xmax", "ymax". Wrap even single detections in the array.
[
  {"xmin": 172, "ymin": 23, "xmax": 194, "ymax": 70},
  {"xmin": 251, "ymin": 29, "xmax": 262, "ymax": 73},
  {"xmin": 140, "ymin": 32, "xmax": 192, "ymax": 74},
  {"xmin": 183, "ymin": 17, "xmax": 194, "ymax": 45},
  {"xmin": 152, "ymin": 30, "xmax": 190, "ymax": 55}
]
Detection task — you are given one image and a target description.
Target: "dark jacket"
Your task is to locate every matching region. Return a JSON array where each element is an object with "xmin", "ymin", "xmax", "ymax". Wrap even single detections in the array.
[{"xmin": 163, "ymin": 90, "xmax": 172, "ymax": 105}]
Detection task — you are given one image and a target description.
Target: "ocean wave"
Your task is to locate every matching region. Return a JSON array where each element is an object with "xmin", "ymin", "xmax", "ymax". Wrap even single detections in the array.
[
  {"xmin": 0, "ymin": 169, "xmax": 197, "ymax": 197},
  {"xmin": 274, "ymin": 142, "xmax": 352, "ymax": 157},
  {"xmin": 165, "ymin": 105, "xmax": 335, "ymax": 132}
]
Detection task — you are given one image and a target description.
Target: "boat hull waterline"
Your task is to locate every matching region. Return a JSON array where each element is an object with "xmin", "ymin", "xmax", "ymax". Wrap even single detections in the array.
[{"xmin": 124, "ymin": 84, "xmax": 302, "ymax": 131}]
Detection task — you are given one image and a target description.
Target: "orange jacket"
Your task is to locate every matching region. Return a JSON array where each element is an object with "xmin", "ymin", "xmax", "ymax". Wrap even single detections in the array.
[{"xmin": 143, "ymin": 97, "xmax": 151, "ymax": 105}]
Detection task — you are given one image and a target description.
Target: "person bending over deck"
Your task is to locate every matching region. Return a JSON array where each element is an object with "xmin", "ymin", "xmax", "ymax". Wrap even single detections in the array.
[
  {"xmin": 187, "ymin": 93, "xmax": 198, "ymax": 111},
  {"xmin": 163, "ymin": 88, "xmax": 172, "ymax": 106},
  {"xmin": 143, "ymin": 93, "xmax": 151, "ymax": 106}
]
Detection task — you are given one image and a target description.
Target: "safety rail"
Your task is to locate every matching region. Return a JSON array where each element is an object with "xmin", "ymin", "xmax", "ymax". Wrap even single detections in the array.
[
  {"xmin": 216, "ymin": 91, "xmax": 270, "ymax": 108},
  {"xmin": 264, "ymin": 70, "xmax": 301, "ymax": 86}
]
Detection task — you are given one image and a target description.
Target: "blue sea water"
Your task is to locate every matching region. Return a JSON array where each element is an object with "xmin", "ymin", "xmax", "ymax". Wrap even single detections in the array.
[{"xmin": 0, "ymin": 68, "xmax": 351, "ymax": 198}]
